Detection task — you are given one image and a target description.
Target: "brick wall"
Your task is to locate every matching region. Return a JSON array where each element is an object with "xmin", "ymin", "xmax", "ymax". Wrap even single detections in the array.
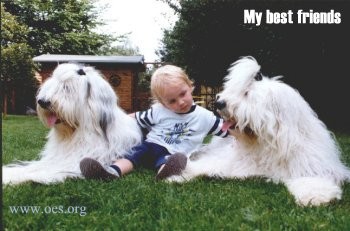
[{"xmin": 100, "ymin": 69, "xmax": 133, "ymax": 112}]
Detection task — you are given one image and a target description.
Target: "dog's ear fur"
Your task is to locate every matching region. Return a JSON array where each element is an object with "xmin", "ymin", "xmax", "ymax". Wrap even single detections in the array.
[{"xmin": 84, "ymin": 67, "xmax": 117, "ymax": 142}]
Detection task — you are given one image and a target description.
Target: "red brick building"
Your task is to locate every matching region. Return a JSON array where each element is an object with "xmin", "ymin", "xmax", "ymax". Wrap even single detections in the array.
[{"xmin": 33, "ymin": 54, "xmax": 146, "ymax": 112}]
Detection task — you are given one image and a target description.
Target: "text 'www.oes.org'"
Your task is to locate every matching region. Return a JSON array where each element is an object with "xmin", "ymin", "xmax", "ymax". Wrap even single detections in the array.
[{"xmin": 8, "ymin": 205, "xmax": 87, "ymax": 217}]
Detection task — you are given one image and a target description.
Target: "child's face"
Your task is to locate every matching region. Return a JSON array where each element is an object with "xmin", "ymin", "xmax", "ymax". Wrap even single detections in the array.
[{"xmin": 159, "ymin": 81, "xmax": 193, "ymax": 114}]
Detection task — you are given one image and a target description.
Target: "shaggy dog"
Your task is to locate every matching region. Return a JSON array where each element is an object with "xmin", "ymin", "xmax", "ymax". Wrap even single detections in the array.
[
  {"xmin": 167, "ymin": 56, "xmax": 350, "ymax": 206},
  {"xmin": 3, "ymin": 63, "xmax": 142, "ymax": 185}
]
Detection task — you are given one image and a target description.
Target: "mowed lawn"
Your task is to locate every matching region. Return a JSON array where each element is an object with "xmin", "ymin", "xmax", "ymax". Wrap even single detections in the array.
[{"xmin": 2, "ymin": 115, "xmax": 350, "ymax": 230}]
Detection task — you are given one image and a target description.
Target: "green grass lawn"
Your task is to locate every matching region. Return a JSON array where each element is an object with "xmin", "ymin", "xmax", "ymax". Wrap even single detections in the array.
[{"xmin": 2, "ymin": 115, "xmax": 350, "ymax": 230}]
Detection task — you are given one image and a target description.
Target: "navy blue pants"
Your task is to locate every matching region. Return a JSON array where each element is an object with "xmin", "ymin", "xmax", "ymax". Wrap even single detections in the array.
[{"xmin": 124, "ymin": 141, "xmax": 171, "ymax": 170}]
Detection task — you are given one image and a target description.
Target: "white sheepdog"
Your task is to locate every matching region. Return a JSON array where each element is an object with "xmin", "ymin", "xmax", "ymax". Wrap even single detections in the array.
[
  {"xmin": 167, "ymin": 56, "xmax": 350, "ymax": 206},
  {"xmin": 3, "ymin": 63, "xmax": 142, "ymax": 185}
]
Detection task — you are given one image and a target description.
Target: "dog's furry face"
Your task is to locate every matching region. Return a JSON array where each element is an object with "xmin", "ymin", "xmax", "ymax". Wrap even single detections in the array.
[
  {"xmin": 216, "ymin": 56, "xmax": 306, "ymax": 145},
  {"xmin": 216, "ymin": 57, "xmax": 264, "ymax": 140},
  {"xmin": 36, "ymin": 63, "xmax": 118, "ymax": 137}
]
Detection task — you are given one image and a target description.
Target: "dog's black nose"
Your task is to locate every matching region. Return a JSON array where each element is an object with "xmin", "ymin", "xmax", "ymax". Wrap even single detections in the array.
[
  {"xmin": 37, "ymin": 99, "xmax": 51, "ymax": 109},
  {"xmin": 214, "ymin": 100, "xmax": 226, "ymax": 110}
]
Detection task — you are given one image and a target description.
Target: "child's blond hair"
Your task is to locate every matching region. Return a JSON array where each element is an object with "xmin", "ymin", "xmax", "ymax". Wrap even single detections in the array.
[{"xmin": 150, "ymin": 65, "xmax": 193, "ymax": 103}]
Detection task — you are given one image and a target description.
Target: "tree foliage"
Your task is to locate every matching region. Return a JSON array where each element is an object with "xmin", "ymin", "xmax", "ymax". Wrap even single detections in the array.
[
  {"xmin": 160, "ymin": 0, "xmax": 278, "ymax": 86},
  {"xmin": 96, "ymin": 39, "xmax": 141, "ymax": 56},
  {"xmin": 1, "ymin": 2, "xmax": 36, "ymax": 115},
  {"xmin": 159, "ymin": 0, "xmax": 350, "ymax": 131},
  {"xmin": 2, "ymin": 0, "xmax": 118, "ymax": 55}
]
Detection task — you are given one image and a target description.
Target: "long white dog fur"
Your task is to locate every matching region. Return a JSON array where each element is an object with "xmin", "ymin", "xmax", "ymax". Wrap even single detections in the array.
[
  {"xmin": 167, "ymin": 56, "xmax": 350, "ymax": 206},
  {"xmin": 3, "ymin": 63, "xmax": 142, "ymax": 185}
]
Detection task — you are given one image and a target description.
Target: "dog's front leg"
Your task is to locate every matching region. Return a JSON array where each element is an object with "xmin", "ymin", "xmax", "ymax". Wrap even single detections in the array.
[{"xmin": 284, "ymin": 177, "xmax": 342, "ymax": 206}]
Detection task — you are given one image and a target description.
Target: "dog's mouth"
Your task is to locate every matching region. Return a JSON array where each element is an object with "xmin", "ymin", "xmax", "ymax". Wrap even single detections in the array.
[
  {"xmin": 38, "ymin": 105, "xmax": 79, "ymax": 129},
  {"xmin": 217, "ymin": 108, "xmax": 255, "ymax": 136},
  {"xmin": 221, "ymin": 115, "xmax": 255, "ymax": 138},
  {"xmin": 46, "ymin": 112, "xmax": 62, "ymax": 127},
  {"xmin": 40, "ymin": 109, "xmax": 62, "ymax": 127},
  {"xmin": 217, "ymin": 109, "xmax": 237, "ymax": 132},
  {"xmin": 222, "ymin": 119, "xmax": 237, "ymax": 132},
  {"xmin": 224, "ymin": 121, "xmax": 256, "ymax": 141}
]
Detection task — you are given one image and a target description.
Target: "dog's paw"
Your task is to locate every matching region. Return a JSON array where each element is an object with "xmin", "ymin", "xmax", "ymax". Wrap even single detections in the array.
[{"xmin": 285, "ymin": 177, "xmax": 342, "ymax": 206}]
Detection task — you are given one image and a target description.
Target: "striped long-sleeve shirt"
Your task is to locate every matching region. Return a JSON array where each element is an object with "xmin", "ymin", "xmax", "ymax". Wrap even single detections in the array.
[{"xmin": 135, "ymin": 103, "xmax": 229, "ymax": 156}]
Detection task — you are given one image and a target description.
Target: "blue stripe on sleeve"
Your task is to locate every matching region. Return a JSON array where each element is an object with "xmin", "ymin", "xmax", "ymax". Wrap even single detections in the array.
[
  {"xmin": 207, "ymin": 117, "xmax": 220, "ymax": 135},
  {"xmin": 136, "ymin": 111, "xmax": 148, "ymax": 128},
  {"xmin": 144, "ymin": 109, "xmax": 154, "ymax": 126}
]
